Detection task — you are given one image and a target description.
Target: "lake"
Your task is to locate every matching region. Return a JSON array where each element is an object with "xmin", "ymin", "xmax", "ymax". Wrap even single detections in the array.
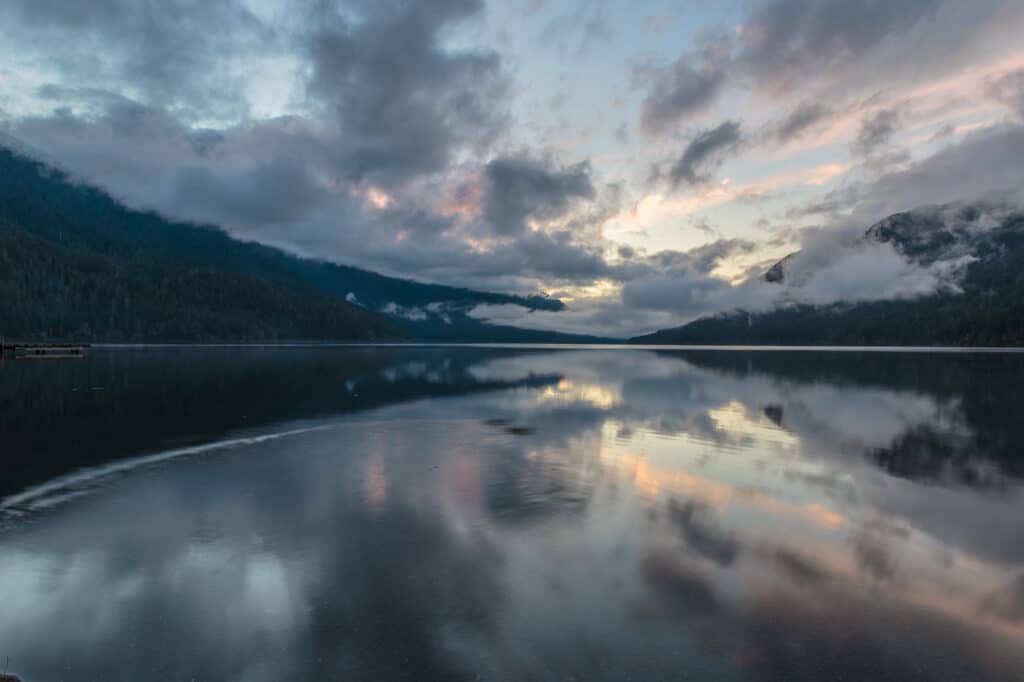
[{"xmin": 1, "ymin": 346, "xmax": 1023, "ymax": 681}]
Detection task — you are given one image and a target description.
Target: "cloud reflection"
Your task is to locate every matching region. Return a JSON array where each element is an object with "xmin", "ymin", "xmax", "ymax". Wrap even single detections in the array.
[{"xmin": 1, "ymin": 348, "xmax": 1023, "ymax": 681}]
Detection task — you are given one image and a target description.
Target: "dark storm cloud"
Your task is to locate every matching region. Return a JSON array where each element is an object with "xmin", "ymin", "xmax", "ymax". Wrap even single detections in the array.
[
  {"xmin": 771, "ymin": 101, "xmax": 834, "ymax": 143},
  {"xmin": 9, "ymin": 96, "xmax": 349, "ymax": 230},
  {"xmin": 171, "ymin": 159, "xmax": 329, "ymax": 228},
  {"xmin": 640, "ymin": 0, "xmax": 988, "ymax": 134},
  {"xmin": 667, "ymin": 120, "xmax": 743, "ymax": 187},
  {"xmin": 4, "ymin": 0, "xmax": 1024, "ymax": 331},
  {"xmin": 619, "ymin": 272, "xmax": 724, "ymax": 316},
  {"xmin": 304, "ymin": 0, "xmax": 507, "ymax": 186},
  {"xmin": 33, "ymin": 87, "xmax": 189, "ymax": 141},
  {"xmin": 616, "ymin": 239, "xmax": 757, "ymax": 280},
  {"xmin": 8, "ymin": 91, "xmax": 615, "ymax": 292},
  {"xmin": 5, "ymin": 0, "xmax": 508, "ymax": 189},
  {"xmin": 638, "ymin": 53, "xmax": 728, "ymax": 135},
  {"xmin": 482, "ymin": 157, "xmax": 596, "ymax": 236},
  {"xmin": 0, "ymin": 0, "xmax": 269, "ymax": 118},
  {"xmin": 618, "ymin": 239, "xmax": 759, "ymax": 315},
  {"xmin": 517, "ymin": 231, "xmax": 609, "ymax": 278},
  {"xmin": 678, "ymin": 239, "xmax": 758, "ymax": 275},
  {"xmin": 851, "ymin": 107, "xmax": 902, "ymax": 156},
  {"xmin": 450, "ymin": 226, "xmax": 610, "ymax": 285},
  {"xmin": 735, "ymin": 0, "xmax": 943, "ymax": 92},
  {"xmin": 1, "ymin": 0, "xmax": 560, "ymax": 291}
]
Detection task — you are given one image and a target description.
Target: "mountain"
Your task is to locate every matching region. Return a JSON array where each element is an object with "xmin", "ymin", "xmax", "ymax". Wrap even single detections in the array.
[
  {"xmin": 0, "ymin": 144, "xmax": 596, "ymax": 343},
  {"xmin": 632, "ymin": 203, "xmax": 1024, "ymax": 346}
]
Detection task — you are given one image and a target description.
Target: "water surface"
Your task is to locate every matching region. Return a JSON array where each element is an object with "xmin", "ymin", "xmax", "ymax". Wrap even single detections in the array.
[{"xmin": 1, "ymin": 347, "xmax": 1023, "ymax": 681}]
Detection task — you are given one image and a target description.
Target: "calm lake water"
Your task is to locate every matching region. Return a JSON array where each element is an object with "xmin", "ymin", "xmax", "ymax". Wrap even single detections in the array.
[{"xmin": 1, "ymin": 346, "xmax": 1023, "ymax": 681}]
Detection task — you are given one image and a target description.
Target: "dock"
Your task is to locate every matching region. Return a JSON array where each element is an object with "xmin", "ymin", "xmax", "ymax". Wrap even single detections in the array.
[{"xmin": 0, "ymin": 339, "xmax": 89, "ymax": 358}]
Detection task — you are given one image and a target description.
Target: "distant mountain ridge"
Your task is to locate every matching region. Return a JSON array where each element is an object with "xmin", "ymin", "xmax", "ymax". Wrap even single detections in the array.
[
  {"xmin": 633, "ymin": 203, "xmax": 1024, "ymax": 346},
  {"xmin": 768, "ymin": 203, "xmax": 1017, "ymax": 284},
  {"xmin": 0, "ymin": 144, "xmax": 599, "ymax": 343}
]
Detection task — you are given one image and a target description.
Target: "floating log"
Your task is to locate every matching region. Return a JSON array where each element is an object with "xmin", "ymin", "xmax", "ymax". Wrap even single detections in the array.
[{"xmin": 0, "ymin": 339, "xmax": 89, "ymax": 357}]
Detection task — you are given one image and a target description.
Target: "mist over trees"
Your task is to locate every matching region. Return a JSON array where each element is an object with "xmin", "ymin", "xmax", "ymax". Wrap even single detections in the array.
[
  {"xmin": 634, "ymin": 208, "xmax": 1024, "ymax": 346},
  {"xmin": 0, "ymin": 146, "xmax": 404, "ymax": 342}
]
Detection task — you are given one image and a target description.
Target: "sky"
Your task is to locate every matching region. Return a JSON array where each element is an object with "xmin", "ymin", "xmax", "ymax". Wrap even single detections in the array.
[{"xmin": 2, "ymin": 0, "xmax": 1024, "ymax": 336}]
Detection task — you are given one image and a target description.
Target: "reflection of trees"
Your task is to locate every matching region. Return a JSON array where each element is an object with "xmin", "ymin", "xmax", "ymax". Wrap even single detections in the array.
[
  {"xmin": 4, "ymin": 357, "xmax": 1024, "ymax": 682},
  {"xmin": 664, "ymin": 350, "xmax": 1024, "ymax": 487},
  {"xmin": 0, "ymin": 347, "xmax": 558, "ymax": 498},
  {"xmin": 871, "ymin": 425, "xmax": 1010, "ymax": 489}
]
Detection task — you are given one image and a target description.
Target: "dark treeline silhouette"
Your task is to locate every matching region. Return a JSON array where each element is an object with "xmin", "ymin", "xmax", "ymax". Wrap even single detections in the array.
[
  {"xmin": 0, "ymin": 346, "xmax": 560, "ymax": 499},
  {"xmin": 0, "ymin": 145, "xmax": 589, "ymax": 343}
]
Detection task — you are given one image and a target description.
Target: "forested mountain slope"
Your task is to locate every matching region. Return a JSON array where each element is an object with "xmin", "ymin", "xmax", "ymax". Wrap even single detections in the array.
[
  {"xmin": 633, "ymin": 204, "xmax": 1024, "ymax": 346},
  {"xmin": 0, "ymin": 145, "xmax": 593, "ymax": 342}
]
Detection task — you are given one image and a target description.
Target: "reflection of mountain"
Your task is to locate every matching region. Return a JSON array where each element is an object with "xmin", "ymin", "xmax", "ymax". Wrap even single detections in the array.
[
  {"xmin": 662, "ymin": 349, "xmax": 1024, "ymax": 487},
  {"xmin": 463, "ymin": 348, "xmax": 1024, "ymax": 493},
  {"xmin": 0, "ymin": 347, "xmax": 559, "ymax": 499},
  {"xmin": 633, "ymin": 202, "xmax": 1024, "ymax": 346},
  {"xmin": 3, "ymin": 354, "xmax": 1024, "ymax": 682},
  {"xmin": 12, "ymin": 347, "xmax": 1013, "ymax": 501}
]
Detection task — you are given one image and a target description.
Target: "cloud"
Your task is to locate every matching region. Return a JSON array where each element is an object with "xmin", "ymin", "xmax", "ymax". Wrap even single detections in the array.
[
  {"xmin": 819, "ymin": 122, "xmax": 1024, "ymax": 222},
  {"xmin": 667, "ymin": 120, "xmax": 743, "ymax": 187},
  {"xmin": 771, "ymin": 101, "xmax": 835, "ymax": 143},
  {"xmin": 303, "ymin": 0, "xmax": 507, "ymax": 186},
  {"xmin": 381, "ymin": 302, "xmax": 429, "ymax": 321},
  {"xmin": 987, "ymin": 68, "xmax": 1024, "ymax": 118},
  {"xmin": 736, "ymin": 198, "xmax": 1024, "ymax": 327},
  {"xmin": 771, "ymin": 237, "xmax": 974, "ymax": 306},
  {"xmin": 5, "ymin": 0, "xmax": 509, "ymax": 190},
  {"xmin": 621, "ymin": 234, "xmax": 976, "ymax": 324},
  {"xmin": 0, "ymin": 0, "xmax": 271, "ymax": 119},
  {"xmin": 928, "ymin": 122, "xmax": 957, "ymax": 142},
  {"xmin": 2, "ymin": 0, "xmax": 1024, "ymax": 339},
  {"xmin": 470, "ymin": 201, "xmax": 994, "ymax": 334},
  {"xmin": 0, "ymin": 1, "xmax": 613, "ymax": 295},
  {"xmin": 735, "ymin": 0, "xmax": 945, "ymax": 93},
  {"xmin": 638, "ymin": 46, "xmax": 729, "ymax": 135},
  {"xmin": 620, "ymin": 272, "xmax": 735, "ymax": 315},
  {"xmin": 650, "ymin": 0, "xmax": 1020, "ymax": 122},
  {"xmin": 851, "ymin": 108, "xmax": 902, "ymax": 156},
  {"xmin": 482, "ymin": 157, "xmax": 596, "ymax": 235},
  {"xmin": 539, "ymin": 0, "xmax": 612, "ymax": 55},
  {"xmin": 618, "ymin": 194, "xmax": 1010, "ymax": 328},
  {"xmin": 602, "ymin": 240, "xmax": 766, "ymax": 320},
  {"xmin": 171, "ymin": 158, "xmax": 329, "ymax": 228},
  {"xmin": 466, "ymin": 238, "xmax": 770, "ymax": 333}
]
